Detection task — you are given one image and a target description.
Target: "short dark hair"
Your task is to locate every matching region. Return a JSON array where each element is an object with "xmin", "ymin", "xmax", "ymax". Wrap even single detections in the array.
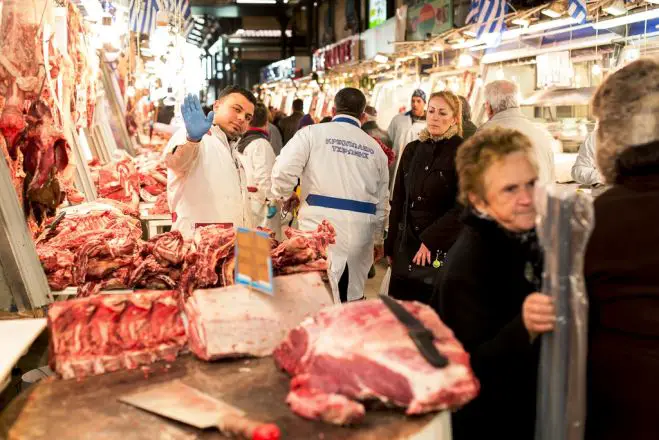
[
  {"xmin": 292, "ymin": 99, "xmax": 304, "ymax": 111},
  {"xmin": 251, "ymin": 103, "xmax": 269, "ymax": 128},
  {"xmin": 334, "ymin": 88, "xmax": 366, "ymax": 119},
  {"xmin": 218, "ymin": 85, "xmax": 257, "ymax": 107}
]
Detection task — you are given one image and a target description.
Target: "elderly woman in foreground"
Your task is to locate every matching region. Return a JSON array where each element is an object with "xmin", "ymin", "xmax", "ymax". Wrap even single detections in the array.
[
  {"xmin": 585, "ymin": 58, "xmax": 659, "ymax": 439},
  {"xmin": 436, "ymin": 127, "xmax": 554, "ymax": 439}
]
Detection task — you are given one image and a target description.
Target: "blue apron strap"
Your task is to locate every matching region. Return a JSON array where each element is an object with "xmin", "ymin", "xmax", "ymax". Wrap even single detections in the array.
[{"xmin": 306, "ymin": 194, "xmax": 377, "ymax": 215}]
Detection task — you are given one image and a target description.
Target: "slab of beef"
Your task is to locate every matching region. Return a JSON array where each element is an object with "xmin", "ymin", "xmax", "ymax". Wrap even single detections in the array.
[
  {"xmin": 273, "ymin": 299, "xmax": 480, "ymax": 425},
  {"xmin": 271, "ymin": 221, "xmax": 335, "ymax": 276},
  {"xmin": 185, "ymin": 272, "xmax": 332, "ymax": 361},
  {"xmin": 48, "ymin": 290, "xmax": 187, "ymax": 380}
]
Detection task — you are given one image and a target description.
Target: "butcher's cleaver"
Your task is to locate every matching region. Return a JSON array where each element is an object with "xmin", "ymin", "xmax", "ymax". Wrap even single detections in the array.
[{"xmin": 119, "ymin": 380, "xmax": 280, "ymax": 439}]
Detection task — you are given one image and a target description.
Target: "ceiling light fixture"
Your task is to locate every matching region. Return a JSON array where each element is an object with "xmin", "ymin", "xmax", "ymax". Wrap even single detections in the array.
[{"xmin": 511, "ymin": 18, "xmax": 530, "ymax": 27}]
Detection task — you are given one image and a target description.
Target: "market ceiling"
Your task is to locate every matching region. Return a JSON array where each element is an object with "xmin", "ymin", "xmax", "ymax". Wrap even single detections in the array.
[{"xmin": 188, "ymin": 0, "xmax": 303, "ymax": 51}]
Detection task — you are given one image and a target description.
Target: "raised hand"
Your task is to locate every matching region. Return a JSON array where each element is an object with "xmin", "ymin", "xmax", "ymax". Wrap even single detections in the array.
[{"xmin": 181, "ymin": 94, "xmax": 214, "ymax": 142}]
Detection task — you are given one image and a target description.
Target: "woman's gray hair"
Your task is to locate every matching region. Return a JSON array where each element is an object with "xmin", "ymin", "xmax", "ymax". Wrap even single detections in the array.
[
  {"xmin": 592, "ymin": 58, "xmax": 659, "ymax": 183},
  {"xmin": 484, "ymin": 80, "xmax": 520, "ymax": 114}
]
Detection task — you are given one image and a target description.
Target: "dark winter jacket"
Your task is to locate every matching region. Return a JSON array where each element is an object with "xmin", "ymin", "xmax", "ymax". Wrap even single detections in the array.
[
  {"xmin": 278, "ymin": 111, "xmax": 304, "ymax": 145},
  {"xmin": 384, "ymin": 132, "xmax": 463, "ymax": 258},
  {"xmin": 435, "ymin": 210, "xmax": 542, "ymax": 440},
  {"xmin": 584, "ymin": 140, "xmax": 659, "ymax": 440}
]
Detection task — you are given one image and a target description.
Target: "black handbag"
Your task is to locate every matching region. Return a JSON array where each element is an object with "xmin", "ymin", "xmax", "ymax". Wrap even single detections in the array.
[{"xmin": 391, "ymin": 147, "xmax": 445, "ymax": 286}]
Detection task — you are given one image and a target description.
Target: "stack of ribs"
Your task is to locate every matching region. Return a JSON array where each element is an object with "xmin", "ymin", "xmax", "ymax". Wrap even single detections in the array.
[
  {"xmin": 36, "ymin": 203, "xmax": 142, "ymax": 291},
  {"xmin": 180, "ymin": 221, "xmax": 336, "ymax": 298},
  {"xmin": 48, "ymin": 289, "xmax": 186, "ymax": 379}
]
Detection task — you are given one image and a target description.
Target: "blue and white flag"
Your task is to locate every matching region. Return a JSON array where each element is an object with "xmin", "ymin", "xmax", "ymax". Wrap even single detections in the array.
[
  {"xmin": 129, "ymin": 0, "xmax": 193, "ymax": 36},
  {"xmin": 465, "ymin": 0, "xmax": 508, "ymax": 43},
  {"xmin": 568, "ymin": 0, "xmax": 587, "ymax": 24}
]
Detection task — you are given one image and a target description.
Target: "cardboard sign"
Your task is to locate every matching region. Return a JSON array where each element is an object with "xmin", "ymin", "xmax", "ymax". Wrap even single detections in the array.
[{"xmin": 234, "ymin": 228, "xmax": 274, "ymax": 295}]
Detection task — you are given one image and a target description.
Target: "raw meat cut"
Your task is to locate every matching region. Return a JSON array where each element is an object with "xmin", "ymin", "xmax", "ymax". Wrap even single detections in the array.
[
  {"xmin": 273, "ymin": 299, "xmax": 480, "ymax": 425},
  {"xmin": 89, "ymin": 154, "xmax": 140, "ymax": 210},
  {"xmin": 271, "ymin": 221, "xmax": 335, "ymax": 275},
  {"xmin": 179, "ymin": 225, "xmax": 236, "ymax": 297},
  {"xmin": 48, "ymin": 289, "xmax": 187, "ymax": 379},
  {"xmin": 150, "ymin": 192, "xmax": 170, "ymax": 215},
  {"xmin": 36, "ymin": 203, "xmax": 143, "ymax": 291},
  {"xmin": 179, "ymin": 222, "xmax": 336, "ymax": 296},
  {"xmin": 129, "ymin": 231, "xmax": 188, "ymax": 290},
  {"xmin": 185, "ymin": 272, "xmax": 333, "ymax": 361}
]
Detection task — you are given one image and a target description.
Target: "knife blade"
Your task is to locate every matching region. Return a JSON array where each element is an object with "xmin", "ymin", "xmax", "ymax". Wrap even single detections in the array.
[{"xmin": 380, "ymin": 295, "xmax": 448, "ymax": 368}]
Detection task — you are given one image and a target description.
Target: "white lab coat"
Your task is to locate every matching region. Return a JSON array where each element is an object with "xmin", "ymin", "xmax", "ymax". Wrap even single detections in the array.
[
  {"xmin": 479, "ymin": 108, "xmax": 557, "ymax": 185},
  {"xmin": 388, "ymin": 112, "xmax": 425, "ymax": 192},
  {"xmin": 236, "ymin": 137, "xmax": 282, "ymax": 238},
  {"xmin": 271, "ymin": 116, "xmax": 390, "ymax": 302},
  {"xmin": 165, "ymin": 126, "xmax": 248, "ymax": 238},
  {"xmin": 571, "ymin": 129, "xmax": 604, "ymax": 185}
]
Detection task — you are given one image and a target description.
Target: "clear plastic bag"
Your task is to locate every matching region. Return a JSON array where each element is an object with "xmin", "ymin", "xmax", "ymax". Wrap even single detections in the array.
[
  {"xmin": 534, "ymin": 184, "xmax": 594, "ymax": 440},
  {"xmin": 379, "ymin": 266, "xmax": 391, "ymax": 297}
]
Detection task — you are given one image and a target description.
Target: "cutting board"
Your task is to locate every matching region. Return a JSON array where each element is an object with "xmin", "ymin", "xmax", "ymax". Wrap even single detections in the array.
[
  {"xmin": 0, "ymin": 355, "xmax": 450, "ymax": 439},
  {"xmin": 0, "ymin": 319, "xmax": 47, "ymax": 393}
]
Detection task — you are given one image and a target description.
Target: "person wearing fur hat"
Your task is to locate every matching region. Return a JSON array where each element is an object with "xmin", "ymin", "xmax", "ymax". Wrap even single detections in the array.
[
  {"xmin": 584, "ymin": 58, "xmax": 659, "ymax": 440},
  {"xmin": 388, "ymin": 89, "xmax": 428, "ymax": 188}
]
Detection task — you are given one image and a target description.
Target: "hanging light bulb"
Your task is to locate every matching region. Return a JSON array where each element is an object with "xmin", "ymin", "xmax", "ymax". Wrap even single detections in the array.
[
  {"xmin": 592, "ymin": 63, "xmax": 602, "ymax": 75},
  {"xmin": 496, "ymin": 66, "xmax": 505, "ymax": 80}
]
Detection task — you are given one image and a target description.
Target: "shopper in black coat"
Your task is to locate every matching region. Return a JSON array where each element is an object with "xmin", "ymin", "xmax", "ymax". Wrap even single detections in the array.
[
  {"xmin": 435, "ymin": 128, "xmax": 555, "ymax": 439},
  {"xmin": 384, "ymin": 91, "xmax": 464, "ymax": 303}
]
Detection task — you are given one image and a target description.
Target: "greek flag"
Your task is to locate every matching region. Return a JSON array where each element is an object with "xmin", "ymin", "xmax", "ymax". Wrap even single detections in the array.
[
  {"xmin": 465, "ymin": 0, "xmax": 508, "ymax": 42},
  {"xmin": 568, "ymin": 0, "xmax": 587, "ymax": 24},
  {"xmin": 129, "ymin": 0, "xmax": 193, "ymax": 36}
]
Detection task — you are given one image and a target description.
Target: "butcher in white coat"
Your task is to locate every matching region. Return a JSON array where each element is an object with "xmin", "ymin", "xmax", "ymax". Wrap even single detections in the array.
[
  {"xmin": 234, "ymin": 102, "xmax": 281, "ymax": 237},
  {"xmin": 271, "ymin": 88, "xmax": 389, "ymax": 303},
  {"xmin": 165, "ymin": 87, "xmax": 256, "ymax": 238}
]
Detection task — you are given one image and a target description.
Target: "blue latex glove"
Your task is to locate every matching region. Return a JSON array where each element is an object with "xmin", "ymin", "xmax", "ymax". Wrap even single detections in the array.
[
  {"xmin": 266, "ymin": 205, "xmax": 278, "ymax": 219},
  {"xmin": 181, "ymin": 94, "xmax": 214, "ymax": 142}
]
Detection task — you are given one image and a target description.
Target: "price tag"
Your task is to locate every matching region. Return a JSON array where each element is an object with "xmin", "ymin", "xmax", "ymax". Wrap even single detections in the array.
[{"xmin": 234, "ymin": 227, "xmax": 274, "ymax": 295}]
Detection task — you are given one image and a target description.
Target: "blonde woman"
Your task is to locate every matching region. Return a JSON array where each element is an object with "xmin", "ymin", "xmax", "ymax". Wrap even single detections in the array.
[
  {"xmin": 437, "ymin": 127, "xmax": 554, "ymax": 439},
  {"xmin": 384, "ymin": 91, "xmax": 464, "ymax": 303}
]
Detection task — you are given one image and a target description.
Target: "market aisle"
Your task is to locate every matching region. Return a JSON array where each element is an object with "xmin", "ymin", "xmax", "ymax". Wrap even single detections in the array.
[{"xmin": 364, "ymin": 261, "xmax": 389, "ymax": 299}]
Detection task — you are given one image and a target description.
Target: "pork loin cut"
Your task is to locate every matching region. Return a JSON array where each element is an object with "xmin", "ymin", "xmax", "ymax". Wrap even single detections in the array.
[
  {"xmin": 48, "ymin": 290, "xmax": 186, "ymax": 379},
  {"xmin": 273, "ymin": 299, "xmax": 480, "ymax": 425},
  {"xmin": 185, "ymin": 272, "xmax": 333, "ymax": 361}
]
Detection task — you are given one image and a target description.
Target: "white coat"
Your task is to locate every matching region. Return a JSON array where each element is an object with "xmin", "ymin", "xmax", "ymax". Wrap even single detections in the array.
[
  {"xmin": 165, "ymin": 126, "xmax": 248, "ymax": 238},
  {"xmin": 271, "ymin": 115, "xmax": 390, "ymax": 302},
  {"xmin": 388, "ymin": 112, "xmax": 425, "ymax": 191},
  {"xmin": 479, "ymin": 108, "xmax": 557, "ymax": 185},
  {"xmin": 571, "ymin": 129, "xmax": 604, "ymax": 185},
  {"xmin": 236, "ymin": 137, "xmax": 282, "ymax": 238}
]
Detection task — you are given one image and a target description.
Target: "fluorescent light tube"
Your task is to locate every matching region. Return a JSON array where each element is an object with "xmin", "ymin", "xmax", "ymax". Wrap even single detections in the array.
[
  {"xmin": 236, "ymin": 0, "xmax": 276, "ymax": 4},
  {"xmin": 593, "ymin": 8, "xmax": 659, "ymax": 28}
]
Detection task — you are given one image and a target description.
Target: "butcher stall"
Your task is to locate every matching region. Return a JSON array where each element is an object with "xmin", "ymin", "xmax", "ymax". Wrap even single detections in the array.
[{"xmin": 0, "ymin": 271, "xmax": 480, "ymax": 440}]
